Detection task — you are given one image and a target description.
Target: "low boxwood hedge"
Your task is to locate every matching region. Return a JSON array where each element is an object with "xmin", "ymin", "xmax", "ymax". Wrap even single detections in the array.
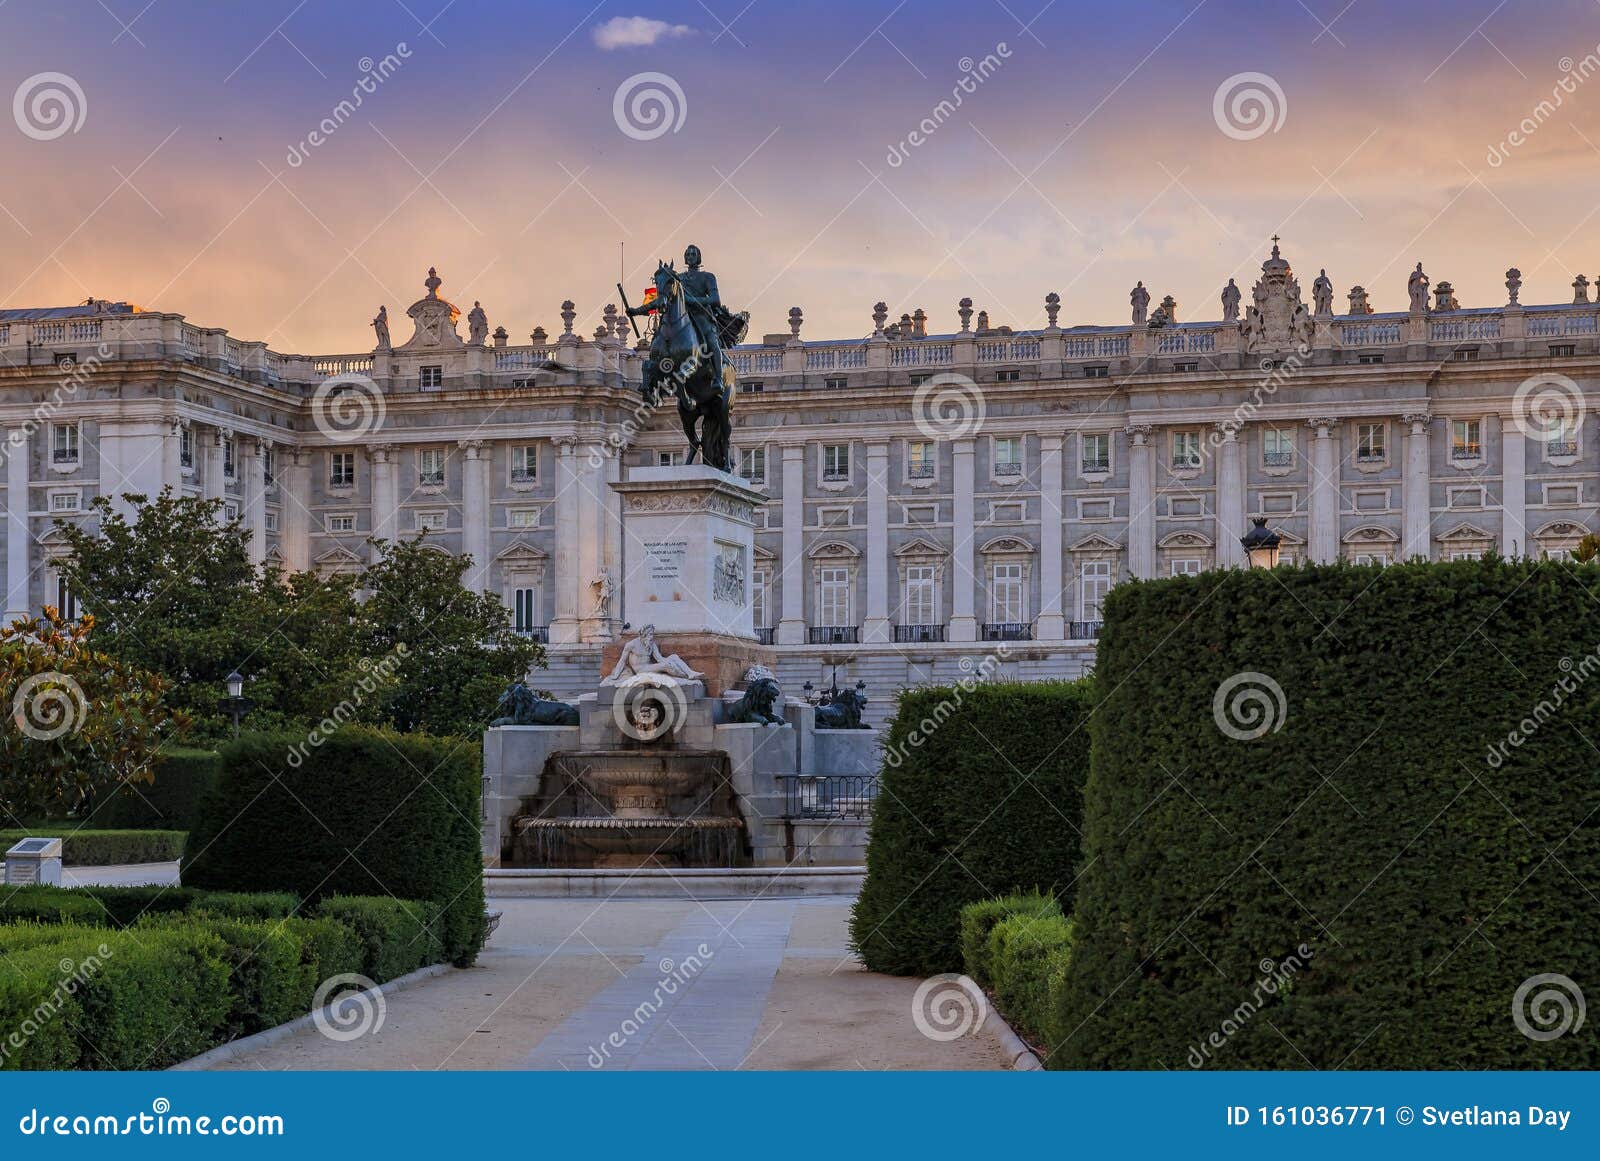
[
  {"xmin": 957, "ymin": 895, "xmax": 1075, "ymax": 1061},
  {"xmin": 851, "ymin": 680, "xmax": 1095, "ymax": 976},
  {"xmin": 184, "ymin": 728, "xmax": 485, "ymax": 966},
  {"xmin": 0, "ymin": 830, "xmax": 185, "ymax": 866},
  {"xmin": 315, "ymin": 896, "xmax": 439, "ymax": 983},
  {"xmin": 959, "ymin": 890, "xmax": 1061, "ymax": 988}
]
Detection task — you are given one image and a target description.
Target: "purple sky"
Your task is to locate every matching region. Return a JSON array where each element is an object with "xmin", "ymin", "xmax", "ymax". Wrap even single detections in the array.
[{"xmin": 4, "ymin": 0, "xmax": 1600, "ymax": 350}]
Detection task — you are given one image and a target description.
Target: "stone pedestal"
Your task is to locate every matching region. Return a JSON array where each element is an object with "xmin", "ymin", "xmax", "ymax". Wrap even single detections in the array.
[{"xmin": 608, "ymin": 466, "xmax": 773, "ymax": 695}]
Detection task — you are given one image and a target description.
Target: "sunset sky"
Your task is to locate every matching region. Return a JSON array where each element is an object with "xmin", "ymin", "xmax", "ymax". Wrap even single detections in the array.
[{"xmin": 4, "ymin": 0, "xmax": 1600, "ymax": 352}]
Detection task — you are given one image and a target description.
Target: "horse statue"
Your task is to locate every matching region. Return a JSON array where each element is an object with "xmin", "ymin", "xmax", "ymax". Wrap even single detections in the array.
[
  {"xmin": 490, "ymin": 682, "xmax": 580, "ymax": 727},
  {"xmin": 632, "ymin": 256, "xmax": 744, "ymax": 472},
  {"xmin": 814, "ymin": 686, "xmax": 869, "ymax": 730}
]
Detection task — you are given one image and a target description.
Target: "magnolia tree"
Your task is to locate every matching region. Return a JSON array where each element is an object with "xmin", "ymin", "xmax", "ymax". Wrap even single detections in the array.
[{"xmin": 0, "ymin": 608, "xmax": 186, "ymax": 820}]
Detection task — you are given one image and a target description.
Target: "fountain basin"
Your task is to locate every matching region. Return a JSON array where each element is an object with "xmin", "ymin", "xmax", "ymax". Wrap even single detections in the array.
[{"xmin": 516, "ymin": 816, "xmax": 743, "ymax": 868}]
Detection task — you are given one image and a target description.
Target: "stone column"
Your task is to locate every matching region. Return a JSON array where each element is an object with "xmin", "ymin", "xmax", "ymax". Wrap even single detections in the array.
[
  {"xmin": 204, "ymin": 428, "xmax": 228, "ymax": 523},
  {"xmin": 777, "ymin": 443, "xmax": 807, "ymax": 645},
  {"xmin": 549, "ymin": 438, "xmax": 581, "ymax": 644},
  {"xmin": 282, "ymin": 448, "xmax": 311, "ymax": 573},
  {"xmin": 601, "ymin": 449, "xmax": 623, "ymax": 639},
  {"xmin": 369, "ymin": 444, "xmax": 398, "ymax": 552},
  {"xmin": 1036, "ymin": 433, "xmax": 1065, "ymax": 641},
  {"xmin": 577, "ymin": 450, "xmax": 607, "ymax": 642},
  {"xmin": 863, "ymin": 441, "xmax": 890, "ymax": 643},
  {"xmin": 460, "ymin": 440, "xmax": 490, "ymax": 592},
  {"xmin": 1126, "ymin": 424, "xmax": 1155, "ymax": 579},
  {"xmin": 162, "ymin": 420, "xmax": 184, "ymax": 492},
  {"xmin": 5, "ymin": 427, "xmax": 31, "ymax": 620},
  {"xmin": 1402, "ymin": 412, "xmax": 1431, "ymax": 561},
  {"xmin": 1308, "ymin": 418, "xmax": 1339, "ymax": 564},
  {"xmin": 245, "ymin": 438, "xmax": 268, "ymax": 566},
  {"xmin": 1500, "ymin": 415, "xmax": 1526, "ymax": 557},
  {"xmin": 1215, "ymin": 425, "xmax": 1246, "ymax": 567},
  {"xmin": 949, "ymin": 437, "xmax": 977, "ymax": 642}
]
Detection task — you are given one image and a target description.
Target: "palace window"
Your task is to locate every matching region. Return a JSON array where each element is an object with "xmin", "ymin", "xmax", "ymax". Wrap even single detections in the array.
[
  {"xmin": 1084, "ymin": 364, "xmax": 1109, "ymax": 378},
  {"xmin": 415, "ymin": 509, "xmax": 446, "ymax": 531},
  {"xmin": 508, "ymin": 507, "xmax": 539, "ymax": 528},
  {"xmin": 1081, "ymin": 432, "xmax": 1109, "ymax": 474},
  {"xmin": 907, "ymin": 441, "xmax": 935, "ymax": 480},
  {"xmin": 741, "ymin": 380, "xmax": 765, "ymax": 393},
  {"xmin": 993, "ymin": 437, "xmax": 1022, "ymax": 476},
  {"xmin": 824, "ymin": 376, "xmax": 848, "ymax": 390},
  {"xmin": 418, "ymin": 448, "xmax": 446, "ymax": 486},
  {"xmin": 419, "ymin": 365, "xmax": 443, "ymax": 390},
  {"xmin": 995, "ymin": 369, "xmax": 1022, "ymax": 382},
  {"xmin": 223, "ymin": 437, "xmax": 236, "ymax": 479},
  {"xmin": 1550, "ymin": 344, "xmax": 1576, "ymax": 357},
  {"xmin": 1174, "ymin": 360, "xmax": 1199, "ymax": 372},
  {"xmin": 903, "ymin": 565, "xmax": 937, "ymax": 626},
  {"xmin": 1453, "ymin": 347, "xmax": 1479, "ymax": 362},
  {"xmin": 1546, "ymin": 419, "xmax": 1579, "ymax": 458},
  {"xmin": 658, "ymin": 451, "xmax": 683, "ymax": 467},
  {"xmin": 1080, "ymin": 560, "xmax": 1112, "ymax": 622},
  {"xmin": 327, "ymin": 513, "xmax": 356, "ymax": 533},
  {"xmin": 262, "ymin": 448, "xmax": 275, "ymax": 487},
  {"xmin": 1353, "ymin": 552, "xmax": 1391, "ymax": 566},
  {"xmin": 1171, "ymin": 431, "xmax": 1201, "ymax": 470},
  {"xmin": 224, "ymin": 501, "xmax": 240, "ymax": 522},
  {"xmin": 1357, "ymin": 352, "xmax": 1385, "ymax": 365},
  {"xmin": 49, "ymin": 490, "xmax": 80, "ymax": 512},
  {"xmin": 329, "ymin": 452, "xmax": 355, "ymax": 488},
  {"xmin": 990, "ymin": 562, "xmax": 1025, "ymax": 624},
  {"xmin": 54, "ymin": 574, "xmax": 77, "ymax": 621},
  {"xmin": 1170, "ymin": 558, "xmax": 1202, "ymax": 577},
  {"xmin": 822, "ymin": 443, "xmax": 850, "ymax": 482},
  {"xmin": 1356, "ymin": 422, "xmax": 1387, "ymax": 462},
  {"xmin": 179, "ymin": 426, "xmax": 194, "ymax": 470},
  {"xmin": 740, "ymin": 447, "xmax": 766, "ymax": 483},
  {"xmin": 1451, "ymin": 419, "xmax": 1482, "ymax": 461},
  {"xmin": 51, "ymin": 423, "xmax": 79, "ymax": 465},
  {"xmin": 909, "ymin": 372, "xmax": 934, "ymax": 386},
  {"xmin": 512, "ymin": 587, "xmax": 540, "ymax": 635},
  {"xmin": 264, "ymin": 509, "xmax": 278, "ymax": 532},
  {"xmin": 511, "ymin": 445, "xmax": 538, "ymax": 483},
  {"xmin": 818, "ymin": 567, "xmax": 852, "ymax": 627},
  {"xmin": 1263, "ymin": 428, "xmax": 1294, "ymax": 467},
  {"xmin": 752, "ymin": 569, "xmax": 771, "ymax": 628}
]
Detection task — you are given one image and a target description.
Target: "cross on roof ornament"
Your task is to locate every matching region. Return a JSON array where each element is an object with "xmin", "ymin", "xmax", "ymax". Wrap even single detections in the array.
[{"xmin": 1270, "ymin": 234, "xmax": 1282, "ymax": 256}]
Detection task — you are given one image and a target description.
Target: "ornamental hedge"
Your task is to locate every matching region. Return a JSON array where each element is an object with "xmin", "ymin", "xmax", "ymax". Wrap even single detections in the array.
[
  {"xmin": 182, "ymin": 728, "xmax": 485, "ymax": 966},
  {"xmin": 1057, "ymin": 557, "xmax": 1600, "ymax": 1069},
  {"xmin": 91, "ymin": 747, "xmax": 220, "ymax": 830},
  {"xmin": 850, "ymin": 680, "xmax": 1094, "ymax": 976},
  {"xmin": 0, "ymin": 829, "xmax": 185, "ymax": 866}
]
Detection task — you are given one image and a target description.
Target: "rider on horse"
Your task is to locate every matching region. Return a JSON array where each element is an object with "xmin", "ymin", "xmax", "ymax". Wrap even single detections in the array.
[{"xmin": 628, "ymin": 244, "xmax": 745, "ymax": 399}]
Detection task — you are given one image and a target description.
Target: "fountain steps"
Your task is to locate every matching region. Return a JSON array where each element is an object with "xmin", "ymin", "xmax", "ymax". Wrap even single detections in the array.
[{"xmin": 484, "ymin": 865, "xmax": 865, "ymax": 899}]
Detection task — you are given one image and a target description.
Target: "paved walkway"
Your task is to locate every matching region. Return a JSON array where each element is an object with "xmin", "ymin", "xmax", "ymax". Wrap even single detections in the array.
[
  {"xmin": 61, "ymin": 861, "xmax": 181, "ymax": 887},
  {"xmin": 205, "ymin": 894, "xmax": 1011, "ymax": 1071}
]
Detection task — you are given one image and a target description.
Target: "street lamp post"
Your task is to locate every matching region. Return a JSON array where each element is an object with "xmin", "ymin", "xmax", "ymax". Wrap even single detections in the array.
[
  {"xmin": 1240, "ymin": 517, "xmax": 1283, "ymax": 570},
  {"xmin": 224, "ymin": 669, "xmax": 251, "ymax": 739}
]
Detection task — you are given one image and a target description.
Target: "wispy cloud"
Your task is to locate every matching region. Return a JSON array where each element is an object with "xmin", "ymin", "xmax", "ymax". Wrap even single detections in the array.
[{"xmin": 592, "ymin": 16, "xmax": 695, "ymax": 51}]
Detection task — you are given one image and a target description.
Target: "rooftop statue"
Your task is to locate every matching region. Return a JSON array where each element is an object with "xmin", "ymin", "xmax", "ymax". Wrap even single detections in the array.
[{"xmin": 1408, "ymin": 263, "xmax": 1430, "ymax": 313}]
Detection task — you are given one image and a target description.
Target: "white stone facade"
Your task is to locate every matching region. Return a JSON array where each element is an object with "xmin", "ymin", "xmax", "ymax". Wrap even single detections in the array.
[{"xmin": 2, "ymin": 250, "xmax": 1595, "ymax": 698}]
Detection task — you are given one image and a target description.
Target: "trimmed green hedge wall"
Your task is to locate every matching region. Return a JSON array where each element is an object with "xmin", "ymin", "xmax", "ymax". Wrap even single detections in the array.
[
  {"xmin": 1059, "ymin": 558, "xmax": 1600, "ymax": 1069},
  {"xmin": 850, "ymin": 680, "xmax": 1094, "ymax": 976},
  {"xmin": 92, "ymin": 748, "xmax": 220, "ymax": 830},
  {"xmin": 182, "ymin": 728, "xmax": 485, "ymax": 966},
  {"xmin": 0, "ymin": 830, "xmax": 185, "ymax": 866}
]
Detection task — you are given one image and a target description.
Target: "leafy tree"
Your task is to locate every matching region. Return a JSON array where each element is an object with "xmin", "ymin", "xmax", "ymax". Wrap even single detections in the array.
[
  {"xmin": 0, "ymin": 608, "xmax": 187, "ymax": 821},
  {"xmin": 1575, "ymin": 532, "xmax": 1600, "ymax": 563}
]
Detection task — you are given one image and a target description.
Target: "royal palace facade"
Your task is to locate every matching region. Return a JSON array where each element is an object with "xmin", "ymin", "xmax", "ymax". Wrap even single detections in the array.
[{"xmin": 2, "ymin": 244, "xmax": 1596, "ymax": 696}]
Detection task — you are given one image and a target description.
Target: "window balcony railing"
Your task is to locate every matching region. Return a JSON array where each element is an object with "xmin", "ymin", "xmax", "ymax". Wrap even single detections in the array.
[
  {"xmin": 809, "ymin": 626, "xmax": 860, "ymax": 645},
  {"xmin": 908, "ymin": 463, "xmax": 935, "ymax": 480},
  {"xmin": 329, "ymin": 476, "xmax": 354, "ymax": 489},
  {"xmin": 822, "ymin": 469, "xmax": 849, "ymax": 482},
  {"xmin": 514, "ymin": 626, "xmax": 549, "ymax": 643},
  {"xmin": 1068, "ymin": 620, "xmax": 1103, "ymax": 639},
  {"xmin": 994, "ymin": 460, "xmax": 1023, "ymax": 476},
  {"xmin": 1356, "ymin": 450, "xmax": 1385, "ymax": 463},
  {"xmin": 1171, "ymin": 454, "xmax": 1201, "ymax": 470},
  {"xmin": 895, "ymin": 624, "xmax": 945, "ymax": 643},
  {"xmin": 1451, "ymin": 444, "xmax": 1481, "ymax": 461},
  {"xmin": 1263, "ymin": 450, "xmax": 1295, "ymax": 467},
  {"xmin": 754, "ymin": 627, "xmax": 775, "ymax": 645},
  {"xmin": 1547, "ymin": 440, "xmax": 1579, "ymax": 457},
  {"xmin": 510, "ymin": 468, "xmax": 536, "ymax": 483},
  {"xmin": 51, "ymin": 448, "xmax": 79, "ymax": 464},
  {"xmin": 418, "ymin": 472, "xmax": 445, "ymax": 486},
  {"xmin": 1081, "ymin": 457, "xmax": 1109, "ymax": 474},
  {"xmin": 982, "ymin": 622, "xmax": 1033, "ymax": 642}
]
